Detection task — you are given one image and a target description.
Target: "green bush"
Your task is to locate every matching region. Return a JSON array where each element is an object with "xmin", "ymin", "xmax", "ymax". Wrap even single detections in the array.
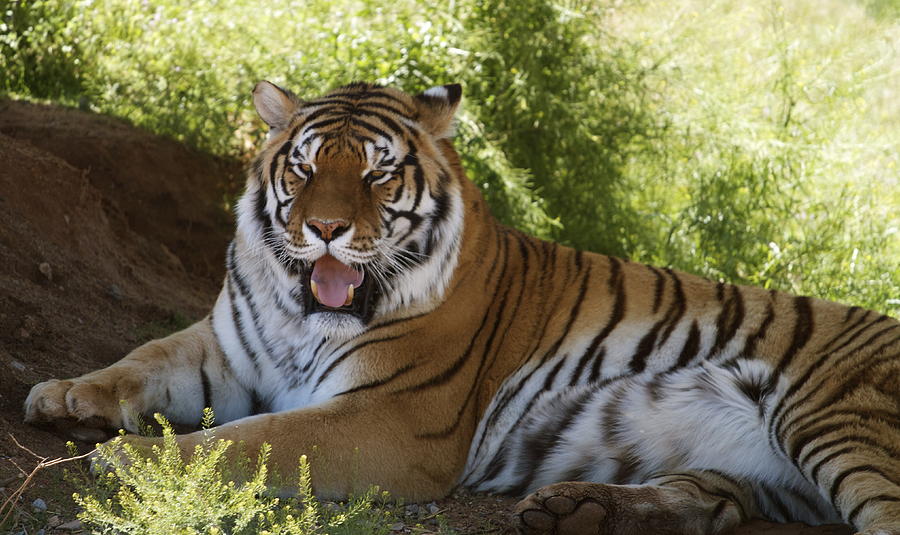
[
  {"xmin": 1, "ymin": 0, "xmax": 897, "ymax": 314},
  {"xmin": 68, "ymin": 412, "xmax": 424, "ymax": 535}
]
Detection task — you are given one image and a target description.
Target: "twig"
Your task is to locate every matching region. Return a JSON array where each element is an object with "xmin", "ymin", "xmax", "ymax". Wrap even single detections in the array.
[
  {"xmin": 0, "ymin": 433, "xmax": 95, "ymax": 529},
  {"xmin": 8, "ymin": 435, "xmax": 42, "ymax": 461}
]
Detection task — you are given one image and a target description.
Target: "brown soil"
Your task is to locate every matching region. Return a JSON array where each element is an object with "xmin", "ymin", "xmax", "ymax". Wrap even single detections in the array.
[{"xmin": 0, "ymin": 100, "xmax": 851, "ymax": 535}]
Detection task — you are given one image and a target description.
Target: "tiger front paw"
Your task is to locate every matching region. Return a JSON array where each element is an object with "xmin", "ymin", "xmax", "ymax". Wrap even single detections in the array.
[{"xmin": 24, "ymin": 376, "xmax": 143, "ymax": 441}]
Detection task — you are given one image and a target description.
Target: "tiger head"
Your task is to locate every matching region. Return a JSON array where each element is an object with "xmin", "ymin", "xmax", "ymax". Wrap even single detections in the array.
[{"xmin": 237, "ymin": 81, "xmax": 466, "ymax": 338}]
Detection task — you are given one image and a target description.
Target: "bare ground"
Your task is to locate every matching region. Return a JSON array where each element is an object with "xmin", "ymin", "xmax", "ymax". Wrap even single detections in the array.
[{"xmin": 0, "ymin": 100, "xmax": 851, "ymax": 535}]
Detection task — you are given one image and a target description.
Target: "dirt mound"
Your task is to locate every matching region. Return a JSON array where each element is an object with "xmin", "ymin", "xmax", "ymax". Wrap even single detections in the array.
[{"xmin": 0, "ymin": 99, "xmax": 243, "ymax": 527}]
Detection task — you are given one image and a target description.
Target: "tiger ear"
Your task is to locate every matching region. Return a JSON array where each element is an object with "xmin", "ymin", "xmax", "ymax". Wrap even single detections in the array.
[
  {"xmin": 414, "ymin": 84, "xmax": 462, "ymax": 139},
  {"xmin": 253, "ymin": 81, "xmax": 300, "ymax": 131}
]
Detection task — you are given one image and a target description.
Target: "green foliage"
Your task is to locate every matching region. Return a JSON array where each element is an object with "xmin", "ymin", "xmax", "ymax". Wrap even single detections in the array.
[
  {"xmin": 1, "ymin": 0, "xmax": 897, "ymax": 314},
  {"xmin": 69, "ymin": 413, "xmax": 413, "ymax": 535}
]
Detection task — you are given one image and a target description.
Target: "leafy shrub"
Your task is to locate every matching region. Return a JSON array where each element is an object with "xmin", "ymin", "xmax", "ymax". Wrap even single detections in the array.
[{"xmin": 68, "ymin": 411, "xmax": 417, "ymax": 535}]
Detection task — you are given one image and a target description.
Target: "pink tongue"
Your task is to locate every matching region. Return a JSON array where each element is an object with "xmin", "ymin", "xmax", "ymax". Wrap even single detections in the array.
[{"xmin": 311, "ymin": 254, "xmax": 364, "ymax": 308}]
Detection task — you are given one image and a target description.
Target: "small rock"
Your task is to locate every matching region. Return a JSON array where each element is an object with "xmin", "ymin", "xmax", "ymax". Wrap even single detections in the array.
[
  {"xmin": 36, "ymin": 530, "xmax": 45, "ymax": 535},
  {"xmin": 404, "ymin": 503, "xmax": 419, "ymax": 516},
  {"xmin": 389, "ymin": 522, "xmax": 405, "ymax": 532},
  {"xmin": 38, "ymin": 262, "xmax": 53, "ymax": 281},
  {"xmin": 57, "ymin": 520, "xmax": 82, "ymax": 531},
  {"xmin": 31, "ymin": 497, "xmax": 47, "ymax": 512},
  {"xmin": 427, "ymin": 502, "xmax": 440, "ymax": 515},
  {"xmin": 9, "ymin": 360, "xmax": 26, "ymax": 372},
  {"xmin": 18, "ymin": 315, "xmax": 39, "ymax": 338},
  {"xmin": 48, "ymin": 514, "xmax": 61, "ymax": 527},
  {"xmin": 107, "ymin": 284, "xmax": 124, "ymax": 301}
]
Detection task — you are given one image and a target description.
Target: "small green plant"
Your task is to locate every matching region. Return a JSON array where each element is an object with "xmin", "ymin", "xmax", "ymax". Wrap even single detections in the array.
[{"xmin": 68, "ymin": 411, "xmax": 427, "ymax": 534}]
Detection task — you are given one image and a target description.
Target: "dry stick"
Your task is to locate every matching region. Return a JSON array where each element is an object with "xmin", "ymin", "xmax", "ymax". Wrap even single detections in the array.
[{"xmin": 0, "ymin": 434, "xmax": 95, "ymax": 528}]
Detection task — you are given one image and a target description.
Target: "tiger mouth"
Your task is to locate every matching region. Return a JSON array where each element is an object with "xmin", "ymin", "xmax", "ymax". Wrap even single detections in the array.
[{"xmin": 302, "ymin": 255, "xmax": 378, "ymax": 322}]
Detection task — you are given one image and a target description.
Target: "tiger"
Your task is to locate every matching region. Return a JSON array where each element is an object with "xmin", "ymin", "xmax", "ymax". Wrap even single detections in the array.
[{"xmin": 23, "ymin": 80, "xmax": 900, "ymax": 535}]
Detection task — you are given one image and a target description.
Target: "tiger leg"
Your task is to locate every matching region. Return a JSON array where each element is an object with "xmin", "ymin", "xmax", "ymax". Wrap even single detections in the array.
[
  {"xmin": 24, "ymin": 317, "xmax": 251, "ymax": 440},
  {"xmin": 515, "ymin": 467, "xmax": 852, "ymax": 535},
  {"xmin": 779, "ymin": 356, "xmax": 900, "ymax": 534}
]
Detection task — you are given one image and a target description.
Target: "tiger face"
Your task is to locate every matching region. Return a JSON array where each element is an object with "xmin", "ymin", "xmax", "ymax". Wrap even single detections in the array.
[{"xmin": 238, "ymin": 81, "xmax": 465, "ymax": 338}]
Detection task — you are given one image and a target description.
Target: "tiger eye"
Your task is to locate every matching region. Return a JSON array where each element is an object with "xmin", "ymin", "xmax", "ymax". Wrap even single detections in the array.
[
  {"xmin": 369, "ymin": 170, "xmax": 387, "ymax": 179},
  {"xmin": 299, "ymin": 163, "xmax": 313, "ymax": 174}
]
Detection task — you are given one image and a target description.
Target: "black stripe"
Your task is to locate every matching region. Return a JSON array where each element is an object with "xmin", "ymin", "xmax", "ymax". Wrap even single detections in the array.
[
  {"xmin": 587, "ymin": 348, "xmax": 606, "ymax": 383},
  {"xmin": 224, "ymin": 275, "xmax": 262, "ymax": 374},
  {"xmin": 710, "ymin": 285, "xmax": 745, "ymax": 357},
  {"xmin": 674, "ymin": 320, "xmax": 702, "ymax": 368},
  {"xmin": 200, "ymin": 366, "xmax": 212, "ymax": 410},
  {"xmin": 628, "ymin": 269, "xmax": 686, "ymax": 373},
  {"xmin": 336, "ymin": 363, "xmax": 415, "ymax": 396},
  {"xmin": 775, "ymin": 296, "xmax": 814, "ymax": 375},
  {"xmin": 811, "ymin": 445, "xmax": 856, "ymax": 484},
  {"xmin": 227, "ymin": 245, "xmax": 281, "ymax": 366},
  {"xmin": 657, "ymin": 268, "xmax": 687, "ymax": 348},
  {"xmin": 348, "ymin": 108, "xmax": 407, "ymax": 140},
  {"xmin": 649, "ymin": 265, "xmax": 665, "ymax": 314},
  {"xmin": 301, "ymin": 115, "xmax": 349, "ymax": 134},
  {"xmin": 822, "ymin": 308, "xmax": 872, "ymax": 354},
  {"xmin": 848, "ymin": 495, "xmax": 900, "ymax": 525},
  {"xmin": 411, "ymin": 163, "xmax": 426, "ymax": 211},
  {"xmin": 829, "ymin": 465, "xmax": 893, "ymax": 506},
  {"xmin": 742, "ymin": 300, "xmax": 775, "ymax": 357},
  {"xmin": 575, "ymin": 257, "xmax": 626, "ymax": 378},
  {"xmin": 313, "ymin": 334, "xmax": 405, "ymax": 389},
  {"xmin": 350, "ymin": 117, "xmax": 395, "ymax": 142}
]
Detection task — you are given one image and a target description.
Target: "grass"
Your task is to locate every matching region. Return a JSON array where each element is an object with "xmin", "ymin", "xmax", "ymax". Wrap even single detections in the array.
[{"xmin": 2, "ymin": 0, "xmax": 897, "ymax": 314}]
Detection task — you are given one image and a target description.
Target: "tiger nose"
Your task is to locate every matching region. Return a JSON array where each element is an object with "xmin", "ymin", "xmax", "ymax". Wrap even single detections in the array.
[{"xmin": 306, "ymin": 218, "xmax": 350, "ymax": 242}]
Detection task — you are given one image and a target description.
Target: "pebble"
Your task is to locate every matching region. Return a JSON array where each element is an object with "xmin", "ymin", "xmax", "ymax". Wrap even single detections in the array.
[
  {"xmin": 9, "ymin": 360, "xmax": 26, "ymax": 372},
  {"xmin": 389, "ymin": 522, "xmax": 405, "ymax": 532},
  {"xmin": 427, "ymin": 502, "xmax": 440, "ymax": 515},
  {"xmin": 404, "ymin": 503, "xmax": 419, "ymax": 516},
  {"xmin": 38, "ymin": 262, "xmax": 53, "ymax": 281},
  {"xmin": 107, "ymin": 284, "xmax": 124, "ymax": 301},
  {"xmin": 31, "ymin": 498, "xmax": 47, "ymax": 512},
  {"xmin": 57, "ymin": 520, "xmax": 83, "ymax": 531}
]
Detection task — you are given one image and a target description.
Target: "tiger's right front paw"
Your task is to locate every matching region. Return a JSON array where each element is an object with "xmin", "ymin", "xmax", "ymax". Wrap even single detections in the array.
[{"xmin": 24, "ymin": 377, "xmax": 140, "ymax": 441}]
